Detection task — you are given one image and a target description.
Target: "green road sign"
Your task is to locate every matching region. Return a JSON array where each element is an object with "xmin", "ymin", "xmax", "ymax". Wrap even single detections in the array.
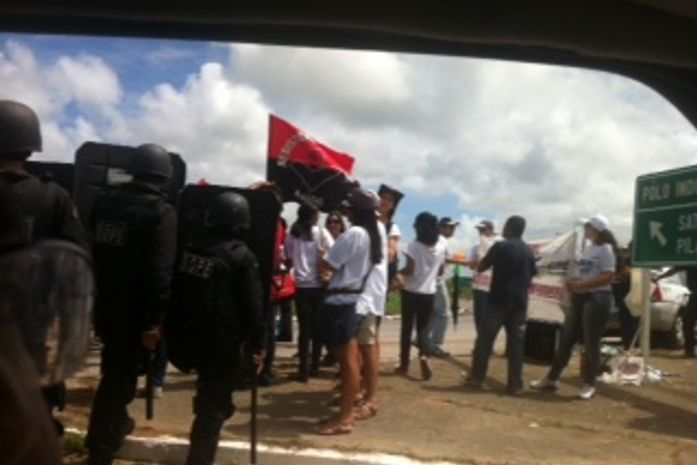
[{"xmin": 633, "ymin": 164, "xmax": 697, "ymax": 266}]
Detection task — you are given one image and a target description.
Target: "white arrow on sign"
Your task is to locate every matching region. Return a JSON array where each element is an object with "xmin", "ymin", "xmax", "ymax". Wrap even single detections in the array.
[{"xmin": 650, "ymin": 221, "xmax": 668, "ymax": 247}]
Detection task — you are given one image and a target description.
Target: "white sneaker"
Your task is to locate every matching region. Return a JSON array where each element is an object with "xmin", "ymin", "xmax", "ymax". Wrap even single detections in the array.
[
  {"xmin": 530, "ymin": 377, "xmax": 559, "ymax": 391},
  {"xmin": 577, "ymin": 384, "xmax": 596, "ymax": 400},
  {"xmin": 154, "ymin": 386, "xmax": 163, "ymax": 398}
]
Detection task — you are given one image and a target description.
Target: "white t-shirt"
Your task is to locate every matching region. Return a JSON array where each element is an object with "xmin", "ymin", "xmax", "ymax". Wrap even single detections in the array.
[
  {"xmin": 388, "ymin": 223, "xmax": 401, "ymax": 239},
  {"xmin": 285, "ymin": 226, "xmax": 334, "ymax": 288},
  {"xmin": 357, "ymin": 222, "xmax": 388, "ymax": 316},
  {"xmin": 577, "ymin": 243, "xmax": 616, "ymax": 292},
  {"xmin": 436, "ymin": 235, "xmax": 451, "ymax": 285},
  {"xmin": 471, "ymin": 235, "xmax": 498, "ymax": 292},
  {"xmin": 325, "ymin": 226, "xmax": 372, "ymax": 305},
  {"xmin": 403, "ymin": 239, "xmax": 447, "ymax": 295}
]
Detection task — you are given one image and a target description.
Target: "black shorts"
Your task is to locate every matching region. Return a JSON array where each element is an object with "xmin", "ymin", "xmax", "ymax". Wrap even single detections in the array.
[{"xmin": 317, "ymin": 302, "xmax": 363, "ymax": 349}]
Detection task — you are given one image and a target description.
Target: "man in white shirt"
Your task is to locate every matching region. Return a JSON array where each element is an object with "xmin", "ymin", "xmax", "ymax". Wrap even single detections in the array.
[
  {"xmin": 427, "ymin": 217, "xmax": 461, "ymax": 357},
  {"xmin": 470, "ymin": 220, "xmax": 498, "ymax": 334}
]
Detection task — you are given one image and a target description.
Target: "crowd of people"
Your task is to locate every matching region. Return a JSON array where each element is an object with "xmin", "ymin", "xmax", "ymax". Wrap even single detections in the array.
[{"xmin": 3, "ymin": 98, "xmax": 697, "ymax": 465}]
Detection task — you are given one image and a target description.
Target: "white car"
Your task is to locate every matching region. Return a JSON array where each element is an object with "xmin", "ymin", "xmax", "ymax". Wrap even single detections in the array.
[{"xmin": 606, "ymin": 272, "xmax": 691, "ymax": 348}]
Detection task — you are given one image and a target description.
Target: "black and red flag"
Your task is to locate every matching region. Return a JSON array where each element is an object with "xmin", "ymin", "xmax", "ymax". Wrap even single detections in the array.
[{"xmin": 266, "ymin": 114, "xmax": 357, "ymax": 211}]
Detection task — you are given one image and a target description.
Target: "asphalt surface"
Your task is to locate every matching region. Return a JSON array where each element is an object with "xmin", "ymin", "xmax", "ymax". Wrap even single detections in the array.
[{"xmin": 62, "ymin": 307, "xmax": 697, "ymax": 465}]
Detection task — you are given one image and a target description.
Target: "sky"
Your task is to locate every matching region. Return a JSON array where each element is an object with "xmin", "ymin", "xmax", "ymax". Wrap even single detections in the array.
[{"xmin": 2, "ymin": 33, "xmax": 697, "ymax": 253}]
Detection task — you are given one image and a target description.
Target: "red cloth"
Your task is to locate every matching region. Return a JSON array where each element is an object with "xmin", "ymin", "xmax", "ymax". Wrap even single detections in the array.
[{"xmin": 268, "ymin": 114, "xmax": 354, "ymax": 176}]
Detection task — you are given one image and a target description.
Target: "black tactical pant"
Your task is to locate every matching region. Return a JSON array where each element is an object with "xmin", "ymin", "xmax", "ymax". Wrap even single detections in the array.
[
  {"xmin": 187, "ymin": 359, "xmax": 238, "ymax": 465},
  {"xmin": 86, "ymin": 322, "xmax": 141, "ymax": 465}
]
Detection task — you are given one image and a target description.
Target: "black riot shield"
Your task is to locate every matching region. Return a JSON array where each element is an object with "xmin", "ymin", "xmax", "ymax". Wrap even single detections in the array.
[
  {"xmin": 0, "ymin": 239, "xmax": 95, "ymax": 385},
  {"xmin": 168, "ymin": 185, "xmax": 281, "ymax": 372},
  {"xmin": 24, "ymin": 161, "xmax": 75, "ymax": 194},
  {"xmin": 72, "ymin": 141, "xmax": 186, "ymax": 223}
]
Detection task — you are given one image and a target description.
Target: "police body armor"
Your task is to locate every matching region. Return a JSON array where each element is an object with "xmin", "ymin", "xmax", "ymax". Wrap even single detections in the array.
[
  {"xmin": 0, "ymin": 171, "xmax": 84, "ymax": 244},
  {"xmin": 90, "ymin": 184, "xmax": 170, "ymax": 335},
  {"xmin": 168, "ymin": 238, "xmax": 252, "ymax": 373}
]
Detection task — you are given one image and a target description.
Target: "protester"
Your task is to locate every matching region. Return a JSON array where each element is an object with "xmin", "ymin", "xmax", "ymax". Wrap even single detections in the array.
[
  {"xmin": 378, "ymin": 184, "xmax": 404, "ymax": 289},
  {"xmin": 395, "ymin": 212, "xmax": 446, "ymax": 380},
  {"xmin": 86, "ymin": 143, "xmax": 177, "ymax": 465},
  {"xmin": 465, "ymin": 216, "xmax": 536, "ymax": 395},
  {"xmin": 286, "ymin": 203, "xmax": 334, "ymax": 381},
  {"xmin": 532, "ymin": 215, "xmax": 618, "ymax": 400},
  {"xmin": 654, "ymin": 263, "xmax": 697, "ymax": 358},
  {"xmin": 354, "ymin": 194, "xmax": 388, "ymax": 421},
  {"xmin": 170, "ymin": 192, "xmax": 266, "ymax": 465},
  {"xmin": 427, "ymin": 217, "xmax": 462, "ymax": 357},
  {"xmin": 326, "ymin": 210, "xmax": 347, "ymax": 240},
  {"xmin": 469, "ymin": 220, "xmax": 498, "ymax": 334},
  {"xmin": 0, "ymin": 100, "xmax": 88, "ymax": 438},
  {"xmin": 316, "ymin": 188, "xmax": 382, "ymax": 435}
]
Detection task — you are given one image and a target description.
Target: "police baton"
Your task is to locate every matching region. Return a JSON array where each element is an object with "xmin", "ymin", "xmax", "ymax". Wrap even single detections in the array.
[
  {"xmin": 145, "ymin": 349, "xmax": 156, "ymax": 420},
  {"xmin": 250, "ymin": 351, "xmax": 259, "ymax": 465}
]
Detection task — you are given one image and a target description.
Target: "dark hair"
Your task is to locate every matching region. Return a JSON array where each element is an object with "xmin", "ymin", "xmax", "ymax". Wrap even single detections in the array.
[
  {"xmin": 351, "ymin": 208, "xmax": 383, "ymax": 264},
  {"xmin": 503, "ymin": 215, "xmax": 526, "ymax": 239},
  {"xmin": 595, "ymin": 228, "xmax": 621, "ymax": 271},
  {"xmin": 414, "ymin": 212, "xmax": 439, "ymax": 247},
  {"xmin": 325, "ymin": 211, "xmax": 346, "ymax": 234},
  {"xmin": 290, "ymin": 203, "xmax": 318, "ymax": 241}
]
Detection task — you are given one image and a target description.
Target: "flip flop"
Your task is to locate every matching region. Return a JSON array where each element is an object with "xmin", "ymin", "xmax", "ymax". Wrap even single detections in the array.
[
  {"xmin": 316, "ymin": 422, "xmax": 354, "ymax": 435},
  {"xmin": 354, "ymin": 402, "xmax": 378, "ymax": 421}
]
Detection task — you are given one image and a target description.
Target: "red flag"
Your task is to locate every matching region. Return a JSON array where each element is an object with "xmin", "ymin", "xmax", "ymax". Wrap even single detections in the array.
[
  {"xmin": 267, "ymin": 114, "xmax": 357, "ymax": 211},
  {"xmin": 268, "ymin": 114, "xmax": 354, "ymax": 175}
]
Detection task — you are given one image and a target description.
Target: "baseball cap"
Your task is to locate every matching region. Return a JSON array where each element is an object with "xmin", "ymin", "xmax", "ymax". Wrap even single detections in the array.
[
  {"xmin": 586, "ymin": 214, "xmax": 609, "ymax": 232},
  {"xmin": 439, "ymin": 217, "xmax": 460, "ymax": 227},
  {"xmin": 475, "ymin": 220, "xmax": 494, "ymax": 231},
  {"xmin": 342, "ymin": 187, "xmax": 379, "ymax": 210}
]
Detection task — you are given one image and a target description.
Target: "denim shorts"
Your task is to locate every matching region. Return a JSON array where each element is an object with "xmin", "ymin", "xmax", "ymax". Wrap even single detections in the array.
[{"xmin": 316, "ymin": 303, "xmax": 363, "ymax": 349}]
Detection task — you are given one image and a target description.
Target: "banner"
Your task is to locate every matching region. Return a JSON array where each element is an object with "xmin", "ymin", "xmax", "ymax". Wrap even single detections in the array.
[
  {"xmin": 266, "ymin": 114, "xmax": 357, "ymax": 212},
  {"xmin": 527, "ymin": 231, "xmax": 578, "ymax": 317}
]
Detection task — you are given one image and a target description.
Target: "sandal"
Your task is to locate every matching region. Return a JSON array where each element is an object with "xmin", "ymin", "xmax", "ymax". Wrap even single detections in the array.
[
  {"xmin": 354, "ymin": 402, "xmax": 378, "ymax": 421},
  {"xmin": 316, "ymin": 422, "xmax": 354, "ymax": 435}
]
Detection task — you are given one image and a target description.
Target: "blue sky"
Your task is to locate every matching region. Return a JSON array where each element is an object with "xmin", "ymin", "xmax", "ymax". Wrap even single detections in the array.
[{"xmin": 2, "ymin": 33, "xmax": 697, "ymax": 251}]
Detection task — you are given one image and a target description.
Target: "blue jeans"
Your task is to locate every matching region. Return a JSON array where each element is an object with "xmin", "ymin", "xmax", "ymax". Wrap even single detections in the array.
[
  {"xmin": 428, "ymin": 281, "xmax": 450, "ymax": 350},
  {"xmin": 471, "ymin": 302, "xmax": 527, "ymax": 392},
  {"xmin": 473, "ymin": 290, "xmax": 489, "ymax": 334}
]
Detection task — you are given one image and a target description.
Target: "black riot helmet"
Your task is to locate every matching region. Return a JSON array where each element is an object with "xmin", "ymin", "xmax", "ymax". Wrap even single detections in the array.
[
  {"xmin": 206, "ymin": 191, "xmax": 251, "ymax": 233},
  {"xmin": 130, "ymin": 143, "xmax": 173, "ymax": 180},
  {"xmin": 0, "ymin": 100, "xmax": 42, "ymax": 159}
]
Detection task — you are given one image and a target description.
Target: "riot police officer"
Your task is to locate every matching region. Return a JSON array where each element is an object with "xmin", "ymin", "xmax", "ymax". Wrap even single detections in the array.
[
  {"xmin": 0, "ymin": 100, "xmax": 86, "ymax": 246},
  {"xmin": 170, "ymin": 191, "xmax": 265, "ymax": 465},
  {"xmin": 85, "ymin": 143, "xmax": 177, "ymax": 465},
  {"xmin": 0, "ymin": 100, "xmax": 87, "ymax": 437}
]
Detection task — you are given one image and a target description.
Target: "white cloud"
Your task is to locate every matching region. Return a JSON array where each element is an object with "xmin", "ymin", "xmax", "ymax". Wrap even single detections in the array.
[{"xmin": 48, "ymin": 54, "xmax": 122, "ymax": 109}]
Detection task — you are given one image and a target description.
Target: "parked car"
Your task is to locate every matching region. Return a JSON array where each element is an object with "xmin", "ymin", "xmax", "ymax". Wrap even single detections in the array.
[{"xmin": 606, "ymin": 272, "xmax": 691, "ymax": 348}]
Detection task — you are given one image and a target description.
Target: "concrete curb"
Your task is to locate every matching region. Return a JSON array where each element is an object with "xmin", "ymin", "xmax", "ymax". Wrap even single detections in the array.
[{"xmin": 67, "ymin": 429, "xmax": 460, "ymax": 465}]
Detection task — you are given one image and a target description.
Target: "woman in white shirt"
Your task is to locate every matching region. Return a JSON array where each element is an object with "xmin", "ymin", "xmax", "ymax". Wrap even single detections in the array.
[
  {"xmin": 378, "ymin": 184, "xmax": 404, "ymax": 289},
  {"xmin": 396, "ymin": 212, "xmax": 446, "ymax": 380},
  {"xmin": 316, "ymin": 188, "xmax": 383, "ymax": 435},
  {"xmin": 285, "ymin": 204, "xmax": 334, "ymax": 382},
  {"xmin": 532, "ymin": 215, "xmax": 618, "ymax": 400}
]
